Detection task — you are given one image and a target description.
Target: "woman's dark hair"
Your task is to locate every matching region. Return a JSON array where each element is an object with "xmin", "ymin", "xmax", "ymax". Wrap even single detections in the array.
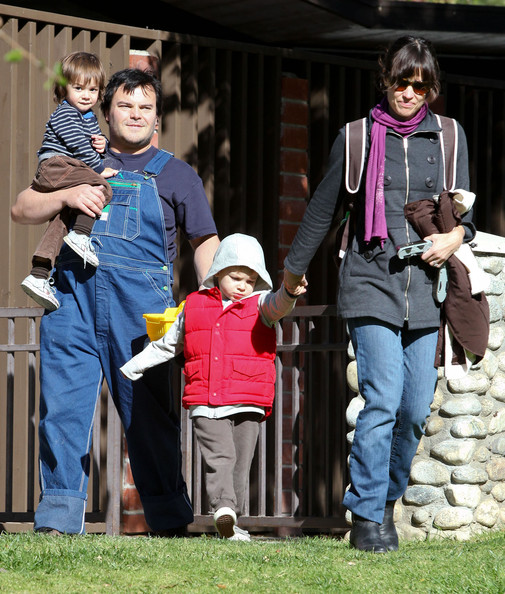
[
  {"xmin": 377, "ymin": 36, "xmax": 441, "ymax": 102},
  {"xmin": 54, "ymin": 52, "xmax": 106, "ymax": 104},
  {"xmin": 101, "ymin": 68, "xmax": 163, "ymax": 117}
]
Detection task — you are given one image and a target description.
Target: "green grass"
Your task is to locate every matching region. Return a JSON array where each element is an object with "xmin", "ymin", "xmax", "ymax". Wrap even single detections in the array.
[{"xmin": 1, "ymin": 531, "xmax": 505, "ymax": 593}]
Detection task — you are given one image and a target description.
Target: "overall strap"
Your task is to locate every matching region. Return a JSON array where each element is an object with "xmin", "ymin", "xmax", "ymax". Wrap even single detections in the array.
[
  {"xmin": 345, "ymin": 117, "xmax": 367, "ymax": 193},
  {"xmin": 143, "ymin": 149, "xmax": 174, "ymax": 178},
  {"xmin": 435, "ymin": 114, "xmax": 458, "ymax": 191}
]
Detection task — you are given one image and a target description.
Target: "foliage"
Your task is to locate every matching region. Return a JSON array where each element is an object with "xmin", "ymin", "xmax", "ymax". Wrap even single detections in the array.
[
  {"xmin": 0, "ymin": 19, "xmax": 66, "ymax": 90},
  {"xmin": 1, "ymin": 531, "xmax": 505, "ymax": 593}
]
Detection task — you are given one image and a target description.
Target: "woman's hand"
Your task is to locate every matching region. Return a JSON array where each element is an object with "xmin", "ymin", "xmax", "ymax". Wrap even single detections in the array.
[
  {"xmin": 421, "ymin": 226, "xmax": 465, "ymax": 268},
  {"xmin": 284, "ymin": 268, "xmax": 308, "ymax": 294}
]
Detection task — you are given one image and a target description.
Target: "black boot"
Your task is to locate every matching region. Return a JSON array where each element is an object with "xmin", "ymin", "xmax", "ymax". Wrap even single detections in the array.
[
  {"xmin": 378, "ymin": 501, "xmax": 399, "ymax": 551},
  {"xmin": 349, "ymin": 514, "xmax": 387, "ymax": 553}
]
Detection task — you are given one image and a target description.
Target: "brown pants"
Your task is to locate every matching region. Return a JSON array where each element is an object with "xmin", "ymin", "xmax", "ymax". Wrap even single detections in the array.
[
  {"xmin": 193, "ymin": 412, "xmax": 262, "ymax": 515},
  {"xmin": 31, "ymin": 155, "xmax": 112, "ymax": 270}
]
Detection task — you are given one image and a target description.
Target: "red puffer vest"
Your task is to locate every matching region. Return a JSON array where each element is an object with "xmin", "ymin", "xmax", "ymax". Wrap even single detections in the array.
[{"xmin": 182, "ymin": 288, "xmax": 277, "ymax": 416}]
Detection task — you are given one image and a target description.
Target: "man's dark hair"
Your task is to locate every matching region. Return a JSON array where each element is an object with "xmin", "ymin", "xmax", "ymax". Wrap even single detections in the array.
[{"xmin": 101, "ymin": 68, "xmax": 162, "ymax": 116}]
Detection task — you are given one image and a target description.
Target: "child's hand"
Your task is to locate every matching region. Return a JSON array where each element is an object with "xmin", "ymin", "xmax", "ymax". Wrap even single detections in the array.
[
  {"xmin": 283, "ymin": 268, "xmax": 308, "ymax": 296},
  {"xmin": 91, "ymin": 134, "xmax": 107, "ymax": 154},
  {"xmin": 101, "ymin": 167, "xmax": 118, "ymax": 179},
  {"xmin": 286, "ymin": 282, "xmax": 307, "ymax": 297},
  {"xmin": 120, "ymin": 362, "xmax": 143, "ymax": 381}
]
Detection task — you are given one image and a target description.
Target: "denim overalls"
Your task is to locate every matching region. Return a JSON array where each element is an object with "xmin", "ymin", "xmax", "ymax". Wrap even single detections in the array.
[{"xmin": 35, "ymin": 150, "xmax": 194, "ymax": 534}]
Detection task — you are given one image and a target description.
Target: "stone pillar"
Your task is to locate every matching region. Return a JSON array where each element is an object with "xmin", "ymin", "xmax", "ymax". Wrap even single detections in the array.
[{"xmin": 345, "ymin": 232, "xmax": 505, "ymax": 541}]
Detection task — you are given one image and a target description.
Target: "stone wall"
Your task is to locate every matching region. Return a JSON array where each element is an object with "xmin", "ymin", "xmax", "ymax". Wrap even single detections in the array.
[{"xmin": 345, "ymin": 233, "xmax": 505, "ymax": 541}]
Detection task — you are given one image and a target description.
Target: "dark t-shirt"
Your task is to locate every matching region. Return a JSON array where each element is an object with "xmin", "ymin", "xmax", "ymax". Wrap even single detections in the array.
[{"xmin": 104, "ymin": 146, "xmax": 217, "ymax": 262}]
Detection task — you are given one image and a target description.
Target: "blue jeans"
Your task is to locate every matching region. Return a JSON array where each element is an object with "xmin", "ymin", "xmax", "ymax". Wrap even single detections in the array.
[{"xmin": 342, "ymin": 317, "xmax": 438, "ymax": 524}]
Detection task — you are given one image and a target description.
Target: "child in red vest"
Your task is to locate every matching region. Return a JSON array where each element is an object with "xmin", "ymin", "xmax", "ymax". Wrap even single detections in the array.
[{"xmin": 121, "ymin": 233, "xmax": 305, "ymax": 540}]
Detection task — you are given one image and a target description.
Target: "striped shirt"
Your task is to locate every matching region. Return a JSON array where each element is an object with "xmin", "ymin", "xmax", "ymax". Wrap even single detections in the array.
[{"xmin": 38, "ymin": 101, "xmax": 105, "ymax": 173}]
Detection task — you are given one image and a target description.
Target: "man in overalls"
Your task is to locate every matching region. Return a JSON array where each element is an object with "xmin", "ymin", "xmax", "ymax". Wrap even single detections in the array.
[{"xmin": 11, "ymin": 68, "xmax": 220, "ymax": 535}]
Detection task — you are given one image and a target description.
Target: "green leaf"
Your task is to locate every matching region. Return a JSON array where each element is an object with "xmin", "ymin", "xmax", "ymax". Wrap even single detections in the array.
[
  {"xmin": 4, "ymin": 48, "xmax": 24, "ymax": 63},
  {"xmin": 52, "ymin": 61, "xmax": 67, "ymax": 87}
]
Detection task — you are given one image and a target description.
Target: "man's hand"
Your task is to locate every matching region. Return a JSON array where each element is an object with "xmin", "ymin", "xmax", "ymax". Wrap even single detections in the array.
[
  {"xmin": 63, "ymin": 184, "xmax": 108, "ymax": 219},
  {"xmin": 11, "ymin": 184, "xmax": 108, "ymax": 225}
]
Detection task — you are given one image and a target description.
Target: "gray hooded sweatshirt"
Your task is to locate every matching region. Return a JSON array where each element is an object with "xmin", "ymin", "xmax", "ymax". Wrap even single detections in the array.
[{"xmin": 120, "ymin": 234, "xmax": 297, "ymax": 418}]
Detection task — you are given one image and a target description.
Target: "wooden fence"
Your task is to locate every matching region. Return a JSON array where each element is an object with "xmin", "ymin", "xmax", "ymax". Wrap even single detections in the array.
[{"xmin": 0, "ymin": 306, "xmax": 349, "ymax": 535}]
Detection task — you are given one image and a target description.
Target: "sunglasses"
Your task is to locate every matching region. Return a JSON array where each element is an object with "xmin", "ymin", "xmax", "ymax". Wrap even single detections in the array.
[{"xmin": 395, "ymin": 79, "xmax": 431, "ymax": 97}]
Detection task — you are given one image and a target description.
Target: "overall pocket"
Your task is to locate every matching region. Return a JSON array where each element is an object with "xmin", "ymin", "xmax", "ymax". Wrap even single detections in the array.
[
  {"xmin": 143, "ymin": 267, "xmax": 174, "ymax": 308},
  {"xmin": 92, "ymin": 180, "xmax": 141, "ymax": 241}
]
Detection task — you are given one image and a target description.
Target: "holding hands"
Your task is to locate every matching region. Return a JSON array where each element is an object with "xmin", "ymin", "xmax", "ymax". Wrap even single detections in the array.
[{"xmin": 283, "ymin": 268, "xmax": 308, "ymax": 296}]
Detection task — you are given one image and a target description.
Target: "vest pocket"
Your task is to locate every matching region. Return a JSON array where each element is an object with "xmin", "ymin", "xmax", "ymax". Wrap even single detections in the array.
[
  {"xmin": 183, "ymin": 359, "xmax": 209, "ymax": 394},
  {"xmin": 231, "ymin": 358, "xmax": 275, "ymax": 383},
  {"xmin": 183, "ymin": 360, "xmax": 202, "ymax": 381}
]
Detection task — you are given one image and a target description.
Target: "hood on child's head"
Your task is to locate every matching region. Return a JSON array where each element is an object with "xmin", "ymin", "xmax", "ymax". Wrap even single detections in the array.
[{"xmin": 202, "ymin": 233, "xmax": 273, "ymax": 292}]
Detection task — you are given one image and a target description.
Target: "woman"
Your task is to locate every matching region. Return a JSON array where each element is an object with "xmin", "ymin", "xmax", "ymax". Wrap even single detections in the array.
[{"xmin": 284, "ymin": 36, "xmax": 475, "ymax": 553}]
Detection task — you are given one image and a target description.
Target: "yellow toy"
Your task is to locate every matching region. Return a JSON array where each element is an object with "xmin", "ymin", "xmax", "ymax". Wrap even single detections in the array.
[{"xmin": 143, "ymin": 300, "xmax": 186, "ymax": 341}]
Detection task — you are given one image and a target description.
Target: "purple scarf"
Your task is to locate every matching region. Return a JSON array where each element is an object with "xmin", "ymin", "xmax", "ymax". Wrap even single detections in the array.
[{"xmin": 364, "ymin": 97, "xmax": 428, "ymax": 245}]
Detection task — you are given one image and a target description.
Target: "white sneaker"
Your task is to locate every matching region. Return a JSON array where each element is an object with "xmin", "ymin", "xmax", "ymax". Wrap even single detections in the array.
[
  {"xmin": 228, "ymin": 526, "xmax": 251, "ymax": 541},
  {"xmin": 213, "ymin": 507, "xmax": 237, "ymax": 539},
  {"xmin": 63, "ymin": 230, "xmax": 99, "ymax": 267},
  {"xmin": 21, "ymin": 275, "xmax": 59, "ymax": 311}
]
